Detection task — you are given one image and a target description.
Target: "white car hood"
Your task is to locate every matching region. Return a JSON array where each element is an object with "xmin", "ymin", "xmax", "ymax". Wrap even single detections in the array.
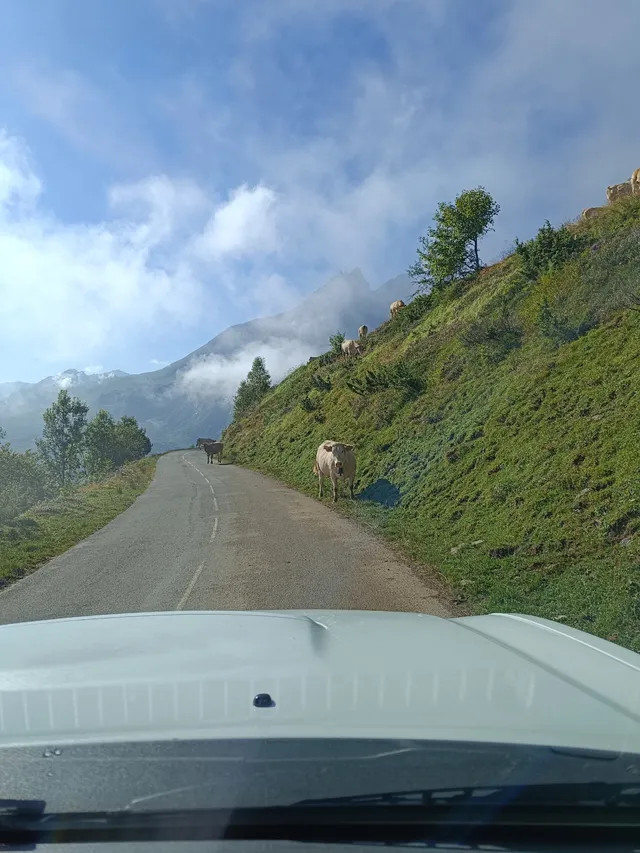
[{"xmin": 0, "ymin": 609, "xmax": 639, "ymax": 753}]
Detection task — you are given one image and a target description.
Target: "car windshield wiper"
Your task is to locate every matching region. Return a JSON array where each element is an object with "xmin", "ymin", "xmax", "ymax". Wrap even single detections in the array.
[
  {"xmin": 2, "ymin": 785, "xmax": 640, "ymax": 848},
  {"xmin": 294, "ymin": 781, "xmax": 640, "ymax": 809}
]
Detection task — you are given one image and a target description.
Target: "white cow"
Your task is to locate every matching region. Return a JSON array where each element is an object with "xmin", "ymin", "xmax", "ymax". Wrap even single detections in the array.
[
  {"xmin": 632, "ymin": 168, "xmax": 640, "ymax": 196},
  {"xmin": 341, "ymin": 339, "xmax": 362, "ymax": 357},
  {"xmin": 581, "ymin": 206, "xmax": 604, "ymax": 220},
  {"xmin": 390, "ymin": 299, "xmax": 406, "ymax": 319},
  {"xmin": 358, "ymin": 324, "xmax": 368, "ymax": 339},
  {"xmin": 314, "ymin": 440, "xmax": 356, "ymax": 503},
  {"xmin": 606, "ymin": 181, "xmax": 632, "ymax": 204}
]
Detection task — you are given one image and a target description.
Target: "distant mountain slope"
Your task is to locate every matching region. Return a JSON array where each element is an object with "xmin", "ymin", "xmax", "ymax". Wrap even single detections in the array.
[
  {"xmin": 0, "ymin": 270, "xmax": 412, "ymax": 452},
  {"xmin": 223, "ymin": 196, "xmax": 640, "ymax": 653},
  {"xmin": 0, "ymin": 381, "xmax": 30, "ymax": 401}
]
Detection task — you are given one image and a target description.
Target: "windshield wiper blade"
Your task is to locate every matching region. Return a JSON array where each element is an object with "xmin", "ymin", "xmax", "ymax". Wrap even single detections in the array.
[
  {"xmin": 295, "ymin": 782, "xmax": 640, "ymax": 810},
  {"xmin": 2, "ymin": 795, "xmax": 640, "ymax": 848}
]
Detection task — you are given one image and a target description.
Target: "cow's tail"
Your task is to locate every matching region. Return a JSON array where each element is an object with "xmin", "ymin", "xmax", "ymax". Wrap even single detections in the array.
[{"xmin": 313, "ymin": 461, "xmax": 319, "ymax": 476}]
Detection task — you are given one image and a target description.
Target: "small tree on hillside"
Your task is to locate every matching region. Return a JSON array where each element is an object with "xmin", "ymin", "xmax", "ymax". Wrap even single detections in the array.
[
  {"xmin": 36, "ymin": 389, "xmax": 89, "ymax": 488},
  {"xmin": 329, "ymin": 331, "xmax": 345, "ymax": 354},
  {"xmin": 233, "ymin": 357, "xmax": 272, "ymax": 420},
  {"xmin": 409, "ymin": 187, "xmax": 500, "ymax": 292},
  {"xmin": 84, "ymin": 409, "xmax": 118, "ymax": 477}
]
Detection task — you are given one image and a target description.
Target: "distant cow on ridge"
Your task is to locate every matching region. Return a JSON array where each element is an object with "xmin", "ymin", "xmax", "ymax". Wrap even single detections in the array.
[
  {"xmin": 341, "ymin": 339, "xmax": 362, "ymax": 358},
  {"xmin": 581, "ymin": 207, "xmax": 604, "ymax": 220},
  {"xmin": 358, "ymin": 325, "xmax": 368, "ymax": 339},
  {"xmin": 606, "ymin": 181, "xmax": 632, "ymax": 204},
  {"xmin": 390, "ymin": 300, "xmax": 406, "ymax": 319}
]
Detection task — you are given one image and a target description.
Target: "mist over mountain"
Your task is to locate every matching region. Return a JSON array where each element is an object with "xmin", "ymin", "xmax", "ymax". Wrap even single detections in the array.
[{"xmin": 0, "ymin": 270, "xmax": 412, "ymax": 453}]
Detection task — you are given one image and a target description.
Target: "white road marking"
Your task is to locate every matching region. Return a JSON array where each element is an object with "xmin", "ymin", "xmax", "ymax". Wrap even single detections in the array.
[
  {"xmin": 175, "ymin": 516, "xmax": 219, "ymax": 610},
  {"xmin": 177, "ymin": 452, "xmax": 220, "ymax": 609},
  {"xmin": 209, "ymin": 515, "xmax": 219, "ymax": 543},
  {"xmin": 176, "ymin": 558, "xmax": 206, "ymax": 610}
]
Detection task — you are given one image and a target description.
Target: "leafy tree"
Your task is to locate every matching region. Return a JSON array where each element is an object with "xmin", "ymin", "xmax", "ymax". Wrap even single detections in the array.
[
  {"xmin": 247, "ymin": 356, "xmax": 271, "ymax": 394},
  {"xmin": 85, "ymin": 411, "xmax": 151, "ymax": 475},
  {"xmin": 329, "ymin": 331, "xmax": 345, "ymax": 355},
  {"xmin": 113, "ymin": 415, "xmax": 152, "ymax": 466},
  {"xmin": 36, "ymin": 389, "xmax": 88, "ymax": 488},
  {"xmin": 409, "ymin": 187, "xmax": 500, "ymax": 292},
  {"xmin": 233, "ymin": 357, "xmax": 272, "ymax": 419},
  {"xmin": 84, "ymin": 409, "xmax": 118, "ymax": 477},
  {"xmin": 233, "ymin": 380, "xmax": 250, "ymax": 419}
]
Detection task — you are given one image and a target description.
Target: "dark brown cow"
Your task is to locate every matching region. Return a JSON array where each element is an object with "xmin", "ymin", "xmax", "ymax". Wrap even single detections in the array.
[{"xmin": 203, "ymin": 440, "xmax": 223, "ymax": 464}]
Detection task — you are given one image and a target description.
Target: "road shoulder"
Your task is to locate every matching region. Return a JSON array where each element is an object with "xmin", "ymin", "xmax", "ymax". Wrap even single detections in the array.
[{"xmin": 0, "ymin": 457, "xmax": 157, "ymax": 593}]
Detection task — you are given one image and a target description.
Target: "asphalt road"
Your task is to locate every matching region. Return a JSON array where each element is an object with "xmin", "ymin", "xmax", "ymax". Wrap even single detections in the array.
[{"xmin": 0, "ymin": 451, "xmax": 450, "ymax": 624}]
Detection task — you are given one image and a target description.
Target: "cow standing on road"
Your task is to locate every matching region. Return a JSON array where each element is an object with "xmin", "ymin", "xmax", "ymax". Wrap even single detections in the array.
[
  {"xmin": 314, "ymin": 440, "xmax": 356, "ymax": 503},
  {"xmin": 203, "ymin": 441, "xmax": 223, "ymax": 464}
]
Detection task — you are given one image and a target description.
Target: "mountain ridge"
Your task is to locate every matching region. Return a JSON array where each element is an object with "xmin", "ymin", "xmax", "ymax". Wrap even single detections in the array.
[{"xmin": 0, "ymin": 269, "xmax": 412, "ymax": 452}]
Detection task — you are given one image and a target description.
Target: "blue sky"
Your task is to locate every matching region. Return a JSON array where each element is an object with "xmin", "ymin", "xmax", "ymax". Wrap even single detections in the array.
[{"xmin": 1, "ymin": 0, "xmax": 640, "ymax": 383}]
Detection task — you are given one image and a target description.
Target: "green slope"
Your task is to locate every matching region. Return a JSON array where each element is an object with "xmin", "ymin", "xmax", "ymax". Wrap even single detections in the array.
[{"xmin": 224, "ymin": 195, "xmax": 640, "ymax": 651}]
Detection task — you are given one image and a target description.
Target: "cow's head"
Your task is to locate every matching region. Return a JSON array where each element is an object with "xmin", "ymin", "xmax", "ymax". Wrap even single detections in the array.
[{"xmin": 323, "ymin": 442, "xmax": 354, "ymax": 477}]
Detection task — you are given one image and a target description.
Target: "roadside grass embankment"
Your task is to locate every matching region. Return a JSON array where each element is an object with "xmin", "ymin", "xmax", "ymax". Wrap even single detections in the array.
[
  {"xmin": 0, "ymin": 456, "xmax": 157, "ymax": 590},
  {"xmin": 225, "ymin": 196, "xmax": 640, "ymax": 652}
]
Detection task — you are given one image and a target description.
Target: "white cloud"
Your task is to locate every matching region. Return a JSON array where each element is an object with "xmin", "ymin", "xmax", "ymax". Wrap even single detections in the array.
[
  {"xmin": 109, "ymin": 175, "xmax": 209, "ymax": 248},
  {"xmin": 0, "ymin": 132, "xmax": 310, "ymax": 379},
  {"xmin": 0, "ymin": 133, "xmax": 210, "ymax": 370},
  {"xmin": 149, "ymin": 358, "xmax": 169, "ymax": 367},
  {"xmin": 83, "ymin": 364, "xmax": 104, "ymax": 374},
  {"xmin": 192, "ymin": 0, "xmax": 640, "ymax": 278},
  {"xmin": 5, "ymin": 0, "xmax": 640, "ymax": 382},
  {"xmin": 193, "ymin": 183, "xmax": 280, "ymax": 261},
  {"xmin": 175, "ymin": 340, "xmax": 313, "ymax": 402}
]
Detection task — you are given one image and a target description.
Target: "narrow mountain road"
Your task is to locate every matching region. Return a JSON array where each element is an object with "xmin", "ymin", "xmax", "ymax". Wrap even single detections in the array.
[{"xmin": 0, "ymin": 450, "xmax": 450, "ymax": 624}]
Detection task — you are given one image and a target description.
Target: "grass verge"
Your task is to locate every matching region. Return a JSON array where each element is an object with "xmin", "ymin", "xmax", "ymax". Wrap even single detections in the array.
[{"xmin": 0, "ymin": 457, "xmax": 157, "ymax": 590}]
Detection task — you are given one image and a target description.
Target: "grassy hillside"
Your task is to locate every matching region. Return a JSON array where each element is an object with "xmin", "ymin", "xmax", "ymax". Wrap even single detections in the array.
[{"xmin": 224, "ymin": 195, "xmax": 640, "ymax": 652}]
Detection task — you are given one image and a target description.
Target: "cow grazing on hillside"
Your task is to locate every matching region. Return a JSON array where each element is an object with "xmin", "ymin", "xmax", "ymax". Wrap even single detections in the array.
[
  {"xmin": 358, "ymin": 324, "xmax": 368, "ymax": 339},
  {"xmin": 606, "ymin": 181, "xmax": 633, "ymax": 204},
  {"xmin": 390, "ymin": 299, "xmax": 406, "ymax": 319},
  {"xmin": 581, "ymin": 207, "xmax": 604, "ymax": 220},
  {"xmin": 203, "ymin": 440, "xmax": 223, "ymax": 464},
  {"xmin": 314, "ymin": 440, "xmax": 356, "ymax": 503},
  {"xmin": 341, "ymin": 339, "xmax": 362, "ymax": 358},
  {"xmin": 632, "ymin": 168, "xmax": 640, "ymax": 196}
]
